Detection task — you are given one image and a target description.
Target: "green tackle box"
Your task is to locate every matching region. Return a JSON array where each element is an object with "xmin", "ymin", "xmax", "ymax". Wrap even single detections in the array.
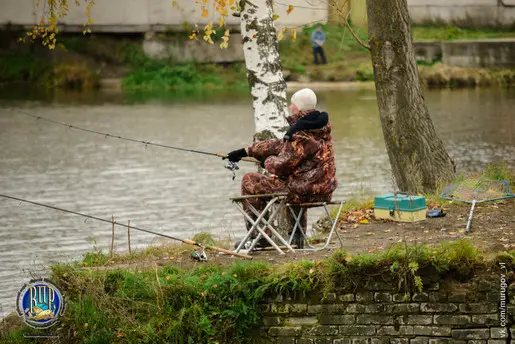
[{"xmin": 374, "ymin": 193, "xmax": 427, "ymax": 222}]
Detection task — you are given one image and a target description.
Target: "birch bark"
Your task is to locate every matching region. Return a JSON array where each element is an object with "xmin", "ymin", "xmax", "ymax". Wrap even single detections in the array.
[{"xmin": 239, "ymin": 0, "xmax": 289, "ymax": 141}]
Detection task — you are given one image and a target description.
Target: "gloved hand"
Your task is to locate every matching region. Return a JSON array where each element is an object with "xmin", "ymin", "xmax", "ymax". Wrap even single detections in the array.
[{"xmin": 225, "ymin": 148, "xmax": 248, "ymax": 162}]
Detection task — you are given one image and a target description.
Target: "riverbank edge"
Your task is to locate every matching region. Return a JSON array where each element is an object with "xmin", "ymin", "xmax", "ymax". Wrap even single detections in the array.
[{"xmin": 0, "ymin": 238, "xmax": 513, "ymax": 343}]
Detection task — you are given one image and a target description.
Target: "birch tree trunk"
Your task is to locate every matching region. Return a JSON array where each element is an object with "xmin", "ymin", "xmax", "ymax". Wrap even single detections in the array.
[
  {"xmin": 365, "ymin": 0, "xmax": 456, "ymax": 194},
  {"xmin": 240, "ymin": 0, "xmax": 289, "ymax": 141}
]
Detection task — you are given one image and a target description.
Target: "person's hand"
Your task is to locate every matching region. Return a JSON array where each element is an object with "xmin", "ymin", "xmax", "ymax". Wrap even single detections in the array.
[{"xmin": 224, "ymin": 148, "xmax": 248, "ymax": 162}]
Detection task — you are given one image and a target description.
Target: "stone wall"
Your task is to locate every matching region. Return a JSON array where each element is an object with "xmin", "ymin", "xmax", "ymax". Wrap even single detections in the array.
[{"xmin": 256, "ymin": 280, "xmax": 514, "ymax": 344}]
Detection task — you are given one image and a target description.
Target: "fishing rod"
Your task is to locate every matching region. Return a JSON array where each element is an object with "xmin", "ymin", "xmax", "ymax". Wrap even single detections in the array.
[
  {"xmin": 9, "ymin": 108, "xmax": 259, "ymax": 178},
  {"xmin": 0, "ymin": 193, "xmax": 253, "ymax": 260}
]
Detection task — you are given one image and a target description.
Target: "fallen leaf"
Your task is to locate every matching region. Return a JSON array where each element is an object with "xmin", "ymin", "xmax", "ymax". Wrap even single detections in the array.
[
  {"xmin": 384, "ymin": 229, "xmax": 391, "ymax": 233},
  {"xmin": 309, "ymin": 268, "xmax": 315, "ymax": 274},
  {"xmin": 345, "ymin": 256, "xmax": 352, "ymax": 262},
  {"xmin": 449, "ymin": 232, "xmax": 456, "ymax": 235},
  {"xmin": 424, "ymin": 230, "xmax": 429, "ymax": 233},
  {"xmin": 360, "ymin": 219, "xmax": 369, "ymax": 224},
  {"xmin": 287, "ymin": 4, "xmax": 294, "ymax": 14},
  {"xmin": 202, "ymin": 8, "xmax": 208, "ymax": 17},
  {"xmin": 272, "ymin": 14, "xmax": 279, "ymax": 20}
]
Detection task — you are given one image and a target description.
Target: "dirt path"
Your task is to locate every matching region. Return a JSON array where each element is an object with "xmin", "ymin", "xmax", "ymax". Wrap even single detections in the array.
[{"xmin": 86, "ymin": 201, "xmax": 514, "ymax": 272}]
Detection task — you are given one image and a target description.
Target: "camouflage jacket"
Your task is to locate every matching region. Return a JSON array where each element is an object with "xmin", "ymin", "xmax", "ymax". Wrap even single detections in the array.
[{"xmin": 247, "ymin": 110, "xmax": 338, "ymax": 199}]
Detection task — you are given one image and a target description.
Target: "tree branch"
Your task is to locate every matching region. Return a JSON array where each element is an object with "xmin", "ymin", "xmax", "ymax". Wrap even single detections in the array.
[{"xmin": 325, "ymin": 0, "xmax": 371, "ymax": 51}]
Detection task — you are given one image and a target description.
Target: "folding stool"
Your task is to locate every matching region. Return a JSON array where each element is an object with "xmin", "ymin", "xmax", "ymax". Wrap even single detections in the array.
[
  {"xmin": 230, "ymin": 193, "xmax": 295, "ymax": 255},
  {"xmin": 286, "ymin": 200, "xmax": 345, "ymax": 251}
]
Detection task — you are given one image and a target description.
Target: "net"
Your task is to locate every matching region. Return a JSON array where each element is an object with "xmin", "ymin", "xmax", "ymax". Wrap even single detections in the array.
[{"xmin": 440, "ymin": 178, "xmax": 515, "ymax": 203}]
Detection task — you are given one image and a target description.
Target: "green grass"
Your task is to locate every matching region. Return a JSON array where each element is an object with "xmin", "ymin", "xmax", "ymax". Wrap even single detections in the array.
[
  {"xmin": 0, "ymin": 54, "xmax": 50, "ymax": 83},
  {"xmin": 2, "ymin": 239, "xmax": 511, "ymax": 344}
]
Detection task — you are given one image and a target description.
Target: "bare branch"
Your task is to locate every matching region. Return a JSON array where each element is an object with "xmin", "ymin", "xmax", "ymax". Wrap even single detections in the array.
[{"xmin": 327, "ymin": 0, "xmax": 371, "ymax": 51}]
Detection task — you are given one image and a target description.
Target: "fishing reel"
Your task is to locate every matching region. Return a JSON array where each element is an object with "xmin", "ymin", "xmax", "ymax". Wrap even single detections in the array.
[
  {"xmin": 191, "ymin": 246, "xmax": 208, "ymax": 262},
  {"xmin": 224, "ymin": 161, "xmax": 239, "ymax": 180}
]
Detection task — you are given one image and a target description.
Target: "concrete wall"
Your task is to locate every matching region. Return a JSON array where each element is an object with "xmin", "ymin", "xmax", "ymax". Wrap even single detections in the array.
[
  {"xmin": 408, "ymin": 0, "xmax": 515, "ymax": 27},
  {"xmin": 0, "ymin": 0, "xmax": 328, "ymax": 32},
  {"xmin": 442, "ymin": 38, "xmax": 515, "ymax": 68}
]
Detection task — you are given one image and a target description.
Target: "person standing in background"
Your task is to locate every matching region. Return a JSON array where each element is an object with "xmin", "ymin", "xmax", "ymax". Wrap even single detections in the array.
[{"xmin": 311, "ymin": 25, "xmax": 327, "ymax": 65}]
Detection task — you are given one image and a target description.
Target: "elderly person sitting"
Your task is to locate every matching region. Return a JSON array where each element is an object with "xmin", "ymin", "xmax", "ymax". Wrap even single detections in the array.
[{"xmin": 226, "ymin": 88, "xmax": 338, "ymax": 247}]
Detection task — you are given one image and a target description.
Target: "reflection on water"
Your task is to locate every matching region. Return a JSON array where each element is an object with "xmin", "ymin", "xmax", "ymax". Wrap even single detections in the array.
[{"xmin": 0, "ymin": 86, "xmax": 514, "ymax": 316}]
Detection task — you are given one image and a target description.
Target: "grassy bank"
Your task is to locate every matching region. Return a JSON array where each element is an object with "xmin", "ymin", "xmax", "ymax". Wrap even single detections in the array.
[
  {"xmin": 1, "ymin": 239, "xmax": 513, "ymax": 344},
  {"xmin": 1, "ymin": 24, "xmax": 515, "ymax": 91}
]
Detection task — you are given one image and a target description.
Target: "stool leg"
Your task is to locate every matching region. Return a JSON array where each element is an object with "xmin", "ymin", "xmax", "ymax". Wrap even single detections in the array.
[
  {"xmin": 320, "ymin": 201, "xmax": 344, "ymax": 250},
  {"xmin": 248, "ymin": 200, "xmax": 294, "ymax": 252}
]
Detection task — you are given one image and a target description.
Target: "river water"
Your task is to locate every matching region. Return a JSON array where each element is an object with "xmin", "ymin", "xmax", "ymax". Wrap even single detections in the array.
[{"xmin": 0, "ymin": 87, "xmax": 514, "ymax": 316}]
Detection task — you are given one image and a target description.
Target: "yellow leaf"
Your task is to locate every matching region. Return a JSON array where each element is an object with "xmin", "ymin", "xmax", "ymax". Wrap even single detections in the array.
[
  {"xmin": 202, "ymin": 8, "xmax": 209, "ymax": 17},
  {"xmin": 172, "ymin": 0, "xmax": 177, "ymax": 6},
  {"xmin": 277, "ymin": 28, "xmax": 284, "ymax": 41},
  {"xmin": 309, "ymin": 268, "xmax": 315, "ymax": 274},
  {"xmin": 359, "ymin": 219, "xmax": 369, "ymax": 224},
  {"xmin": 345, "ymin": 256, "xmax": 352, "ymax": 262},
  {"xmin": 218, "ymin": 16, "xmax": 225, "ymax": 27},
  {"xmin": 272, "ymin": 14, "xmax": 279, "ymax": 20},
  {"xmin": 291, "ymin": 28, "xmax": 297, "ymax": 41},
  {"xmin": 287, "ymin": 4, "xmax": 294, "ymax": 14}
]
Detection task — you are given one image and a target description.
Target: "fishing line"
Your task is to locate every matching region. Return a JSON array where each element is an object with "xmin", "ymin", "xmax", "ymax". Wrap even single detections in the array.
[
  {"xmin": 0, "ymin": 193, "xmax": 253, "ymax": 259},
  {"xmin": 8, "ymin": 108, "xmax": 259, "ymax": 164},
  {"xmin": 0, "ymin": 193, "xmax": 186, "ymax": 242}
]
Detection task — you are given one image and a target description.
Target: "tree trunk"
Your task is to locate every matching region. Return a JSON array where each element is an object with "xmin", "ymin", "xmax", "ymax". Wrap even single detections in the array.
[
  {"xmin": 365, "ymin": 0, "xmax": 456, "ymax": 194},
  {"xmin": 240, "ymin": 0, "xmax": 289, "ymax": 141}
]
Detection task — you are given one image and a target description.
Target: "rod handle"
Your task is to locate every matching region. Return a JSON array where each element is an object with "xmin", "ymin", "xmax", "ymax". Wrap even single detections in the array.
[{"xmin": 216, "ymin": 153, "xmax": 260, "ymax": 164}]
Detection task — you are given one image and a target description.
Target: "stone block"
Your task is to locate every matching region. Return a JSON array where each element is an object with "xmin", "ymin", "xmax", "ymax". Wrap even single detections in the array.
[
  {"xmin": 340, "ymin": 293, "xmax": 355, "ymax": 302},
  {"xmin": 263, "ymin": 316, "xmax": 282, "ymax": 326},
  {"xmin": 374, "ymin": 292, "xmax": 392, "ymax": 302},
  {"xmin": 428, "ymin": 292, "xmax": 447, "ymax": 302},
  {"xmin": 339, "ymin": 325, "xmax": 376, "ymax": 336},
  {"xmin": 271, "ymin": 303, "xmax": 290, "ymax": 314},
  {"xmin": 333, "ymin": 339, "xmax": 351, "ymax": 344},
  {"xmin": 370, "ymin": 338, "xmax": 389, "ymax": 344},
  {"xmin": 356, "ymin": 315, "xmax": 393, "ymax": 325},
  {"xmin": 471, "ymin": 314, "xmax": 499, "ymax": 326},
  {"xmin": 291, "ymin": 304, "xmax": 308, "ymax": 314},
  {"xmin": 412, "ymin": 293, "xmax": 429, "ymax": 302},
  {"xmin": 376, "ymin": 325, "xmax": 414, "ymax": 335},
  {"xmin": 386, "ymin": 303, "xmax": 420, "ymax": 313},
  {"xmin": 322, "ymin": 293, "xmax": 337, "ymax": 303},
  {"xmin": 452, "ymin": 329, "xmax": 490, "ymax": 340},
  {"xmin": 306, "ymin": 325, "xmax": 338, "ymax": 336},
  {"xmin": 434, "ymin": 315, "xmax": 471, "ymax": 325},
  {"xmin": 398, "ymin": 315, "xmax": 433, "ymax": 325},
  {"xmin": 467, "ymin": 341, "xmax": 487, "ymax": 344},
  {"xmin": 390, "ymin": 339, "xmax": 409, "ymax": 344},
  {"xmin": 447, "ymin": 293, "xmax": 466, "ymax": 302},
  {"xmin": 276, "ymin": 338, "xmax": 296, "ymax": 344},
  {"xmin": 308, "ymin": 304, "xmax": 341, "ymax": 314},
  {"xmin": 285, "ymin": 317, "xmax": 318, "ymax": 326},
  {"xmin": 485, "ymin": 292, "xmax": 501, "ymax": 302},
  {"xmin": 297, "ymin": 339, "xmax": 314, "ymax": 344},
  {"xmin": 428, "ymin": 340, "xmax": 466, "ymax": 344},
  {"xmin": 351, "ymin": 339, "xmax": 368, "ymax": 344},
  {"xmin": 268, "ymin": 327, "xmax": 302, "ymax": 337},
  {"xmin": 459, "ymin": 303, "xmax": 497, "ymax": 314},
  {"xmin": 356, "ymin": 292, "xmax": 374, "ymax": 302},
  {"xmin": 344, "ymin": 304, "xmax": 367, "ymax": 314},
  {"xmin": 319, "ymin": 314, "xmax": 355, "ymax": 325},
  {"xmin": 420, "ymin": 303, "xmax": 458, "ymax": 313},
  {"xmin": 364, "ymin": 304, "xmax": 386, "ymax": 313},
  {"xmin": 393, "ymin": 293, "xmax": 411, "ymax": 302},
  {"xmin": 488, "ymin": 341, "xmax": 506, "ymax": 344},
  {"xmin": 413, "ymin": 326, "xmax": 451, "ymax": 336},
  {"xmin": 314, "ymin": 339, "xmax": 333, "ymax": 344},
  {"xmin": 410, "ymin": 338, "xmax": 429, "ymax": 344},
  {"xmin": 490, "ymin": 327, "xmax": 509, "ymax": 339}
]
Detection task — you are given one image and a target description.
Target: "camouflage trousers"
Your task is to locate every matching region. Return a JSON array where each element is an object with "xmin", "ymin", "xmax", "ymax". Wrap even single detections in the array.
[{"xmin": 241, "ymin": 172, "xmax": 331, "ymax": 238}]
